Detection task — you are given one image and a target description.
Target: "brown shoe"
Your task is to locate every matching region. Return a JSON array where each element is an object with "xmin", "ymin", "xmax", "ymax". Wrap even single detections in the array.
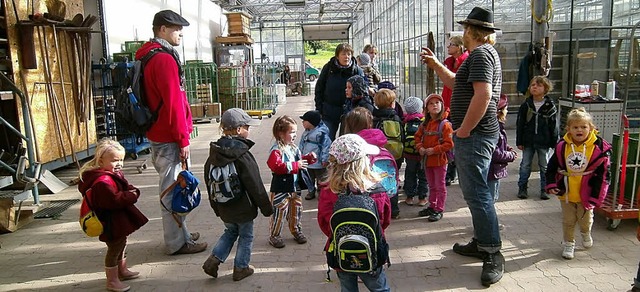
[
  {"xmin": 202, "ymin": 255, "xmax": 221, "ymax": 278},
  {"xmin": 305, "ymin": 191, "xmax": 316, "ymax": 200},
  {"xmin": 232, "ymin": 265, "xmax": 255, "ymax": 281},
  {"xmin": 269, "ymin": 236, "xmax": 285, "ymax": 248},
  {"xmin": 174, "ymin": 242, "xmax": 207, "ymax": 255},
  {"xmin": 293, "ymin": 233, "xmax": 308, "ymax": 244},
  {"xmin": 190, "ymin": 232, "xmax": 200, "ymax": 241}
]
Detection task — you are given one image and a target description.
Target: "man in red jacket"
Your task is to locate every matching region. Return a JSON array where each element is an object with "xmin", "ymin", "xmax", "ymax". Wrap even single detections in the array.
[{"xmin": 136, "ymin": 10, "xmax": 206, "ymax": 255}]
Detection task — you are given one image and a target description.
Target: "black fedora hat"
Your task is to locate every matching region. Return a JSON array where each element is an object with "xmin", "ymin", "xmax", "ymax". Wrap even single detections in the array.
[{"xmin": 457, "ymin": 7, "xmax": 500, "ymax": 31}]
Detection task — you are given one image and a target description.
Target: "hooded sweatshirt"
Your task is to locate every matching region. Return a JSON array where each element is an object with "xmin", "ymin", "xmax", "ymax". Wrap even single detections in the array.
[
  {"xmin": 136, "ymin": 41, "xmax": 193, "ymax": 148},
  {"xmin": 78, "ymin": 170, "xmax": 148, "ymax": 242},
  {"xmin": 204, "ymin": 136, "xmax": 273, "ymax": 223},
  {"xmin": 545, "ymin": 129, "xmax": 612, "ymax": 210}
]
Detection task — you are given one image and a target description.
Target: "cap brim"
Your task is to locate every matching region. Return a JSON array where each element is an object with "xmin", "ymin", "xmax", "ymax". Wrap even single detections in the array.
[
  {"xmin": 245, "ymin": 119, "xmax": 261, "ymax": 127},
  {"xmin": 362, "ymin": 143, "xmax": 380, "ymax": 156}
]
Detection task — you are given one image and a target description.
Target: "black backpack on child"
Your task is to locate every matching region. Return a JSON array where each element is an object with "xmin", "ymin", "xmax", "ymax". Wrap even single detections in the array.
[
  {"xmin": 114, "ymin": 47, "xmax": 177, "ymax": 135},
  {"xmin": 326, "ymin": 188, "xmax": 389, "ymax": 273}
]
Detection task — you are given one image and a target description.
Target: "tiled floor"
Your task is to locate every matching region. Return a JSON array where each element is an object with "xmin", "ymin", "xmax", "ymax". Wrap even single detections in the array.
[{"xmin": 0, "ymin": 94, "xmax": 638, "ymax": 292}]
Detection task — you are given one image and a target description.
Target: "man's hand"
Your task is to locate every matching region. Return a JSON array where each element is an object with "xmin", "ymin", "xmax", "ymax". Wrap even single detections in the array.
[
  {"xmin": 517, "ymin": 145, "xmax": 524, "ymax": 151},
  {"xmin": 454, "ymin": 128, "xmax": 471, "ymax": 139},
  {"xmin": 420, "ymin": 48, "xmax": 439, "ymax": 68},
  {"xmin": 180, "ymin": 145, "xmax": 190, "ymax": 161}
]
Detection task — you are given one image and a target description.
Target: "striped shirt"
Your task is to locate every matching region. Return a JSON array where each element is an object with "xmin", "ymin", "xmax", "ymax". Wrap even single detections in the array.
[{"xmin": 449, "ymin": 43, "xmax": 502, "ymax": 135}]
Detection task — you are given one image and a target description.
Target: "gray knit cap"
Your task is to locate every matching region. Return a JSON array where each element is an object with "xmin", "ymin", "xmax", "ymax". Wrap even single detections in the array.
[
  {"xmin": 347, "ymin": 75, "xmax": 368, "ymax": 97},
  {"xmin": 404, "ymin": 96, "xmax": 423, "ymax": 115},
  {"xmin": 358, "ymin": 53, "xmax": 371, "ymax": 66}
]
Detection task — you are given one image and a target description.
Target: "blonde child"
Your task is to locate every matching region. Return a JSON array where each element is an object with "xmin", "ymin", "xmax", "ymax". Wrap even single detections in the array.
[
  {"xmin": 267, "ymin": 115, "xmax": 309, "ymax": 248},
  {"xmin": 414, "ymin": 94, "xmax": 453, "ymax": 222},
  {"xmin": 202, "ymin": 108, "xmax": 273, "ymax": 281},
  {"xmin": 516, "ymin": 75, "xmax": 559, "ymax": 200},
  {"xmin": 78, "ymin": 138, "xmax": 148, "ymax": 292},
  {"xmin": 545, "ymin": 108, "xmax": 612, "ymax": 259},
  {"xmin": 317, "ymin": 134, "xmax": 391, "ymax": 291}
]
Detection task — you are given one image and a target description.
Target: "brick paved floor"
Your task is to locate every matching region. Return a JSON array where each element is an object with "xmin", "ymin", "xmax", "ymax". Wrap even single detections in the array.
[{"xmin": 0, "ymin": 94, "xmax": 638, "ymax": 292}]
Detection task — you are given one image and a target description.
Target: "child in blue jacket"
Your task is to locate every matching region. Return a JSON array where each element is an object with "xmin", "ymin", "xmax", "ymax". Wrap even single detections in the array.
[{"xmin": 298, "ymin": 110, "xmax": 332, "ymax": 200}]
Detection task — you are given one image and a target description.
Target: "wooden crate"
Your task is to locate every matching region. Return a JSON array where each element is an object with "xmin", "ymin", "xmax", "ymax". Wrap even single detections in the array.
[
  {"xmin": 216, "ymin": 35, "xmax": 254, "ymax": 45},
  {"xmin": 205, "ymin": 102, "xmax": 221, "ymax": 117},
  {"xmin": 190, "ymin": 103, "xmax": 205, "ymax": 118},
  {"xmin": 225, "ymin": 12, "xmax": 252, "ymax": 36}
]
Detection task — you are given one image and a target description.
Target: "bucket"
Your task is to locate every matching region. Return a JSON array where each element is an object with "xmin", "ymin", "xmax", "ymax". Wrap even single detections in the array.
[{"xmin": 276, "ymin": 84, "xmax": 287, "ymax": 105}]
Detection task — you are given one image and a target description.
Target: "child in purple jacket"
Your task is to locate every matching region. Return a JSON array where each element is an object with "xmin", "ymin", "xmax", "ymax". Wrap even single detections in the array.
[{"xmin": 488, "ymin": 94, "xmax": 518, "ymax": 202}]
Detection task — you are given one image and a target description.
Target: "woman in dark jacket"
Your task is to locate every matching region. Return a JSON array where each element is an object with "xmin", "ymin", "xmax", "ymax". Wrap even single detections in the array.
[{"xmin": 314, "ymin": 43, "xmax": 364, "ymax": 140}]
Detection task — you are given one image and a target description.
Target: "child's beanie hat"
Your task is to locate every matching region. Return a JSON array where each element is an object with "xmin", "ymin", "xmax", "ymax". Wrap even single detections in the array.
[
  {"xmin": 300, "ymin": 110, "xmax": 322, "ymax": 127},
  {"xmin": 358, "ymin": 53, "xmax": 371, "ymax": 66},
  {"xmin": 404, "ymin": 96, "xmax": 423, "ymax": 115}
]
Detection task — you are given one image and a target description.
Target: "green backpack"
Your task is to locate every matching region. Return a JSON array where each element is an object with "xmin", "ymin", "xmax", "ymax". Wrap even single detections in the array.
[{"xmin": 377, "ymin": 119, "xmax": 404, "ymax": 160}]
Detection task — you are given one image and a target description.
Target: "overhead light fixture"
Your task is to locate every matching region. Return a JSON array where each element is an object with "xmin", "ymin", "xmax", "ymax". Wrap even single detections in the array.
[{"xmin": 283, "ymin": 0, "xmax": 306, "ymax": 7}]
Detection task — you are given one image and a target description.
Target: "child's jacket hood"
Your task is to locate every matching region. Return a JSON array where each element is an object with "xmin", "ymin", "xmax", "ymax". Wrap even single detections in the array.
[
  {"xmin": 208, "ymin": 136, "xmax": 254, "ymax": 167},
  {"xmin": 358, "ymin": 128, "xmax": 388, "ymax": 147}
]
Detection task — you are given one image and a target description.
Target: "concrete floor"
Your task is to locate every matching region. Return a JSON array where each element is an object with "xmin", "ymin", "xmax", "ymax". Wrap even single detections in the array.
[{"xmin": 0, "ymin": 94, "xmax": 639, "ymax": 292}]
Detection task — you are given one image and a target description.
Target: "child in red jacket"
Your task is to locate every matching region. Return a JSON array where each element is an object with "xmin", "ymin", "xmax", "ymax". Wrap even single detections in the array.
[
  {"xmin": 267, "ymin": 115, "xmax": 309, "ymax": 248},
  {"xmin": 415, "ymin": 94, "xmax": 454, "ymax": 222},
  {"xmin": 78, "ymin": 138, "xmax": 148, "ymax": 292}
]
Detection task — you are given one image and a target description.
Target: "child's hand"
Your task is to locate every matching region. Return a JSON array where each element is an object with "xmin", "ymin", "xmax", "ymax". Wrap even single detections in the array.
[
  {"xmin": 517, "ymin": 145, "xmax": 524, "ymax": 151},
  {"xmin": 419, "ymin": 148, "xmax": 427, "ymax": 156},
  {"xmin": 298, "ymin": 160, "xmax": 308, "ymax": 170},
  {"xmin": 548, "ymin": 188, "xmax": 560, "ymax": 195},
  {"xmin": 322, "ymin": 161, "xmax": 329, "ymax": 167},
  {"xmin": 425, "ymin": 148, "xmax": 435, "ymax": 156},
  {"xmin": 511, "ymin": 150, "xmax": 518, "ymax": 159}
]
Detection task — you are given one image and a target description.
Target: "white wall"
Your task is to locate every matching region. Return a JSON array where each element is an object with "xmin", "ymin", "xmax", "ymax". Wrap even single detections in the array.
[{"xmin": 98, "ymin": 0, "xmax": 226, "ymax": 62}]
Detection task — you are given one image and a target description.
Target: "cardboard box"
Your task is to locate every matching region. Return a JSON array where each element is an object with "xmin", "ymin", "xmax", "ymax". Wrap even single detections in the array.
[{"xmin": 190, "ymin": 103, "xmax": 204, "ymax": 118}]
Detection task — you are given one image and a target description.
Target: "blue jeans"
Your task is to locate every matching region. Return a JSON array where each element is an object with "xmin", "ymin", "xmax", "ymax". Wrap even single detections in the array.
[
  {"xmin": 518, "ymin": 146, "xmax": 550, "ymax": 191},
  {"xmin": 488, "ymin": 179, "xmax": 501, "ymax": 202},
  {"xmin": 404, "ymin": 158, "xmax": 428, "ymax": 199},
  {"xmin": 336, "ymin": 267, "xmax": 390, "ymax": 292},
  {"xmin": 211, "ymin": 221, "xmax": 254, "ymax": 268},
  {"xmin": 454, "ymin": 132, "xmax": 501, "ymax": 253},
  {"xmin": 150, "ymin": 141, "xmax": 194, "ymax": 254}
]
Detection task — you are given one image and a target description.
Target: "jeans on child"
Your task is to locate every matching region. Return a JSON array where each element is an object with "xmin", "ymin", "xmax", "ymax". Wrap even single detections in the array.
[
  {"xmin": 211, "ymin": 221, "xmax": 254, "ymax": 268},
  {"xmin": 336, "ymin": 267, "xmax": 390, "ymax": 292},
  {"xmin": 404, "ymin": 158, "xmax": 428, "ymax": 199},
  {"xmin": 488, "ymin": 179, "xmax": 501, "ymax": 202},
  {"xmin": 518, "ymin": 146, "xmax": 550, "ymax": 190},
  {"xmin": 454, "ymin": 132, "xmax": 501, "ymax": 253},
  {"xmin": 150, "ymin": 141, "xmax": 193, "ymax": 254}
]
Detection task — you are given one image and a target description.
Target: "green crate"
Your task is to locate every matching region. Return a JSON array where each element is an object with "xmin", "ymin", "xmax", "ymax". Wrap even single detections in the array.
[
  {"xmin": 612, "ymin": 133, "xmax": 640, "ymax": 200},
  {"xmin": 218, "ymin": 67, "xmax": 238, "ymax": 91},
  {"xmin": 124, "ymin": 41, "xmax": 145, "ymax": 53},
  {"xmin": 113, "ymin": 52, "xmax": 135, "ymax": 62}
]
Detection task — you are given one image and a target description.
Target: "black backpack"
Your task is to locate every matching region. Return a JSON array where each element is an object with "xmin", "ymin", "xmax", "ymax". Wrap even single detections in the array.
[
  {"xmin": 114, "ymin": 47, "xmax": 172, "ymax": 136},
  {"xmin": 326, "ymin": 189, "xmax": 389, "ymax": 273},
  {"xmin": 403, "ymin": 117, "xmax": 423, "ymax": 155}
]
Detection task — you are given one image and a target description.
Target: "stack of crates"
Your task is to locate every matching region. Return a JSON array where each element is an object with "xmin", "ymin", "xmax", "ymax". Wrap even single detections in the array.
[
  {"xmin": 185, "ymin": 61, "xmax": 220, "ymax": 121},
  {"xmin": 218, "ymin": 66, "xmax": 239, "ymax": 112}
]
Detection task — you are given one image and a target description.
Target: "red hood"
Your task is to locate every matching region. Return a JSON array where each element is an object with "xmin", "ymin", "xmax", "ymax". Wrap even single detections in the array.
[
  {"xmin": 358, "ymin": 129, "xmax": 388, "ymax": 147},
  {"xmin": 135, "ymin": 41, "xmax": 162, "ymax": 60},
  {"xmin": 403, "ymin": 112, "xmax": 424, "ymax": 123}
]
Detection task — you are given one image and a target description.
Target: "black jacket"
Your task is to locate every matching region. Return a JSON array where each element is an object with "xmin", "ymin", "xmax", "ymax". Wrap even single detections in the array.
[
  {"xmin": 204, "ymin": 136, "xmax": 273, "ymax": 223},
  {"xmin": 314, "ymin": 57, "xmax": 363, "ymax": 121},
  {"xmin": 516, "ymin": 96, "xmax": 558, "ymax": 148}
]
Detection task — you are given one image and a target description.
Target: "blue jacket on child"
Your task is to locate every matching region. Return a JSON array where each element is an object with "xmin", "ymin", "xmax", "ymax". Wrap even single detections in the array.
[{"xmin": 298, "ymin": 122, "xmax": 331, "ymax": 169}]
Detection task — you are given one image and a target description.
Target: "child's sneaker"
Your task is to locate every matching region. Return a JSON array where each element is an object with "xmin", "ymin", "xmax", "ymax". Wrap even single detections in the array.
[
  {"xmin": 293, "ymin": 233, "xmax": 308, "ymax": 244},
  {"xmin": 305, "ymin": 191, "xmax": 316, "ymax": 200},
  {"xmin": 418, "ymin": 207, "xmax": 435, "ymax": 217},
  {"xmin": 269, "ymin": 236, "xmax": 285, "ymax": 248},
  {"xmin": 581, "ymin": 232, "xmax": 593, "ymax": 248},
  {"xmin": 562, "ymin": 241, "xmax": 575, "ymax": 259},
  {"xmin": 404, "ymin": 197, "xmax": 415, "ymax": 205},
  {"xmin": 417, "ymin": 198, "xmax": 428, "ymax": 206},
  {"xmin": 427, "ymin": 211, "xmax": 443, "ymax": 222},
  {"xmin": 517, "ymin": 186, "xmax": 528, "ymax": 199}
]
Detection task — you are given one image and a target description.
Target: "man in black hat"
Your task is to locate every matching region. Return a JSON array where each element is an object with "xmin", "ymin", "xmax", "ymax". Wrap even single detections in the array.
[
  {"xmin": 135, "ymin": 10, "xmax": 207, "ymax": 255},
  {"xmin": 420, "ymin": 6, "xmax": 504, "ymax": 287}
]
